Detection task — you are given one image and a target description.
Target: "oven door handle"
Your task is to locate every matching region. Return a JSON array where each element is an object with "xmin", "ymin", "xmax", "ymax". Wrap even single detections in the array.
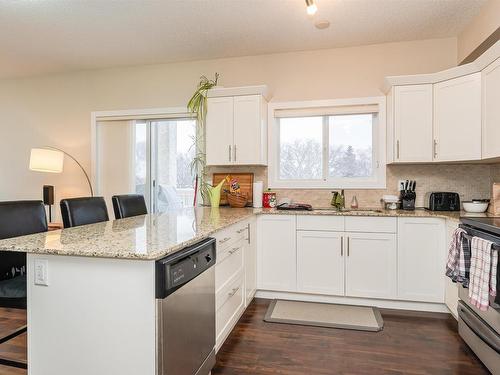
[{"xmin": 458, "ymin": 301, "xmax": 500, "ymax": 354}]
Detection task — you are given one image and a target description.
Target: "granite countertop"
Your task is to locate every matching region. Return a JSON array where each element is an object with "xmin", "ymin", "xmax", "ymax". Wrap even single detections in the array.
[
  {"xmin": 0, "ymin": 206, "xmax": 495, "ymax": 260},
  {"xmin": 0, "ymin": 207, "xmax": 256, "ymax": 260},
  {"xmin": 258, "ymin": 207, "xmax": 496, "ymax": 222}
]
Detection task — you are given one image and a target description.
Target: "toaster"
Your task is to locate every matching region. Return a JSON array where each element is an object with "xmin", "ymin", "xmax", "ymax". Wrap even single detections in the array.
[{"xmin": 425, "ymin": 192, "xmax": 460, "ymax": 211}]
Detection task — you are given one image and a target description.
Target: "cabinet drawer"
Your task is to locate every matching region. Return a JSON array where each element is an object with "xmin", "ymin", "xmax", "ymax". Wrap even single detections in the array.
[
  {"xmin": 216, "ymin": 272, "xmax": 244, "ymax": 344},
  {"xmin": 297, "ymin": 215, "xmax": 344, "ymax": 231},
  {"xmin": 216, "ymin": 243, "xmax": 244, "ymax": 292},
  {"xmin": 345, "ymin": 216, "xmax": 396, "ymax": 233},
  {"xmin": 214, "ymin": 223, "xmax": 247, "ymax": 251}
]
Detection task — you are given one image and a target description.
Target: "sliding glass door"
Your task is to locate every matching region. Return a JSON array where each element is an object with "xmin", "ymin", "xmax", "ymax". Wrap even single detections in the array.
[{"xmin": 97, "ymin": 117, "xmax": 196, "ymax": 215}]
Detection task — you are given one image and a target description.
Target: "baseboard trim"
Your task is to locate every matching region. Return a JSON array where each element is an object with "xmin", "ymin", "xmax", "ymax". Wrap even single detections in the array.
[{"xmin": 255, "ymin": 290, "xmax": 449, "ymax": 314}]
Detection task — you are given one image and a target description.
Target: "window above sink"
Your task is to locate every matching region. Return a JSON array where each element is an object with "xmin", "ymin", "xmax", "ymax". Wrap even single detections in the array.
[{"xmin": 268, "ymin": 97, "xmax": 387, "ymax": 189}]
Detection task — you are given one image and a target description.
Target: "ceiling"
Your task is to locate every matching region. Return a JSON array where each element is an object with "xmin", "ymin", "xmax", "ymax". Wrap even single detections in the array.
[{"xmin": 0, "ymin": 0, "xmax": 487, "ymax": 79}]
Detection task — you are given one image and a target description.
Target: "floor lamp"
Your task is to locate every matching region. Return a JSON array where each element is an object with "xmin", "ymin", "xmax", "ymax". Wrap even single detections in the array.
[{"xmin": 29, "ymin": 147, "xmax": 94, "ymax": 221}]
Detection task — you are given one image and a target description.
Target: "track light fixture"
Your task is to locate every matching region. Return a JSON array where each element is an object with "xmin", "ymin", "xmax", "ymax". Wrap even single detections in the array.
[{"xmin": 305, "ymin": 0, "xmax": 317, "ymax": 15}]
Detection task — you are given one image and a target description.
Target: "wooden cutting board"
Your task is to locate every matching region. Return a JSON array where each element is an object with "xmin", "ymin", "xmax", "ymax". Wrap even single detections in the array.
[
  {"xmin": 489, "ymin": 183, "xmax": 500, "ymax": 215},
  {"xmin": 213, "ymin": 173, "xmax": 254, "ymax": 206}
]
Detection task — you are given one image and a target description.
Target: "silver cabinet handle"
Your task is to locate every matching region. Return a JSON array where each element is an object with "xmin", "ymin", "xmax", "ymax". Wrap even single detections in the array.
[
  {"xmin": 228, "ymin": 145, "xmax": 232, "ymax": 162},
  {"xmin": 219, "ymin": 237, "xmax": 231, "ymax": 244},
  {"xmin": 347, "ymin": 237, "xmax": 350, "ymax": 256},
  {"xmin": 228, "ymin": 286, "xmax": 240, "ymax": 297},
  {"xmin": 433, "ymin": 139, "xmax": 438, "ymax": 159},
  {"xmin": 229, "ymin": 247, "xmax": 240, "ymax": 255},
  {"xmin": 396, "ymin": 140, "xmax": 400, "ymax": 159},
  {"xmin": 246, "ymin": 223, "xmax": 250, "ymax": 244},
  {"xmin": 234, "ymin": 144, "xmax": 237, "ymax": 162},
  {"xmin": 341, "ymin": 236, "xmax": 344, "ymax": 256}
]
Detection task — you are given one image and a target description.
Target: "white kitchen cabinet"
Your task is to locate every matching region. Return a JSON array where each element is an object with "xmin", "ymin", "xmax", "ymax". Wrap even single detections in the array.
[
  {"xmin": 233, "ymin": 95, "xmax": 266, "ymax": 164},
  {"xmin": 393, "ymin": 84, "xmax": 433, "ymax": 162},
  {"xmin": 257, "ymin": 215, "xmax": 296, "ymax": 292},
  {"xmin": 397, "ymin": 217, "xmax": 446, "ymax": 303},
  {"xmin": 433, "ymin": 73, "xmax": 482, "ymax": 162},
  {"xmin": 244, "ymin": 219, "xmax": 257, "ymax": 305},
  {"xmin": 482, "ymin": 57, "xmax": 500, "ymax": 159},
  {"xmin": 206, "ymin": 88, "xmax": 268, "ymax": 166},
  {"xmin": 297, "ymin": 231, "xmax": 344, "ymax": 296},
  {"xmin": 345, "ymin": 232, "xmax": 397, "ymax": 299},
  {"xmin": 444, "ymin": 220, "xmax": 459, "ymax": 318},
  {"xmin": 205, "ymin": 96, "xmax": 234, "ymax": 165}
]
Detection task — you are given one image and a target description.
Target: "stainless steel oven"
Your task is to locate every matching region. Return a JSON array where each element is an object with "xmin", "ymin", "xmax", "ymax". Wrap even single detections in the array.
[
  {"xmin": 458, "ymin": 218, "xmax": 500, "ymax": 374},
  {"xmin": 156, "ymin": 238, "xmax": 216, "ymax": 375}
]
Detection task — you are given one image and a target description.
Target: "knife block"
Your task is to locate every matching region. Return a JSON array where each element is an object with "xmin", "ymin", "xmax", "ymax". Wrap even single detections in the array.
[{"xmin": 400, "ymin": 191, "xmax": 416, "ymax": 211}]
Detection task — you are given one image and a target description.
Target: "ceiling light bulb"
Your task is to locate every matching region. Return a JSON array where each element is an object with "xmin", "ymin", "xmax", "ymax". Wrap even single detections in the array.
[{"xmin": 305, "ymin": 0, "xmax": 317, "ymax": 15}]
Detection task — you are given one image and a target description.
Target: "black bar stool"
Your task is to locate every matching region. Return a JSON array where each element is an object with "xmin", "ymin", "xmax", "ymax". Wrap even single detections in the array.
[
  {"xmin": 112, "ymin": 194, "xmax": 148, "ymax": 219},
  {"xmin": 0, "ymin": 200, "xmax": 48, "ymax": 310},
  {"xmin": 60, "ymin": 197, "xmax": 109, "ymax": 228}
]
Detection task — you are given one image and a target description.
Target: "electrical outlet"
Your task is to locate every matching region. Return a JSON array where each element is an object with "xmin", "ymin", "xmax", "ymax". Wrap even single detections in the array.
[
  {"xmin": 34, "ymin": 259, "xmax": 49, "ymax": 286},
  {"xmin": 398, "ymin": 180, "xmax": 406, "ymax": 191}
]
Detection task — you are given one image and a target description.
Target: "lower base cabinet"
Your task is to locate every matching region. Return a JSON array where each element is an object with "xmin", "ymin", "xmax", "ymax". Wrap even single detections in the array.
[
  {"xmin": 397, "ymin": 217, "xmax": 446, "ymax": 302},
  {"xmin": 215, "ymin": 220, "xmax": 253, "ymax": 351},
  {"xmin": 297, "ymin": 231, "xmax": 344, "ymax": 296},
  {"xmin": 445, "ymin": 220, "xmax": 459, "ymax": 317},
  {"xmin": 345, "ymin": 232, "xmax": 397, "ymax": 299},
  {"xmin": 257, "ymin": 215, "xmax": 296, "ymax": 292}
]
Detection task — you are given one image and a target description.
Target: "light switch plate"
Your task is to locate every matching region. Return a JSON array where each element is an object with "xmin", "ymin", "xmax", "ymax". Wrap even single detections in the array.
[
  {"xmin": 34, "ymin": 259, "xmax": 49, "ymax": 286},
  {"xmin": 398, "ymin": 180, "xmax": 406, "ymax": 191}
]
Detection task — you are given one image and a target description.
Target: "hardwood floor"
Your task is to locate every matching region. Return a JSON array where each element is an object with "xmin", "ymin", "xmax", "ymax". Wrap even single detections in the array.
[
  {"xmin": 213, "ymin": 298, "xmax": 489, "ymax": 375},
  {"xmin": 0, "ymin": 308, "xmax": 27, "ymax": 371},
  {"xmin": 0, "ymin": 300, "xmax": 490, "ymax": 374}
]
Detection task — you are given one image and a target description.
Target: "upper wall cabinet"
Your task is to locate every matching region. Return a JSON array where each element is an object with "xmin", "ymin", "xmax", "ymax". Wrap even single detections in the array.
[
  {"xmin": 384, "ymin": 40, "xmax": 500, "ymax": 164},
  {"xmin": 482, "ymin": 58, "xmax": 500, "ymax": 160},
  {"xmin": 433, "ymin": 73, "xmax": 482, "ymax": 162},
  {"xmin": 206, "ymin": 86, "xmax": 269, "ymax": 166},
  {"xmin": 392, "ymin": 84, "xmax": 433, "ymax": 162}
]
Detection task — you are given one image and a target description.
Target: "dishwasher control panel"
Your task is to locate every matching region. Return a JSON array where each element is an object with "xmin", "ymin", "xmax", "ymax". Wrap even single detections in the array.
[{"xmin": 155, "ymin": 237, "xmax": 216, "ymax": 298}]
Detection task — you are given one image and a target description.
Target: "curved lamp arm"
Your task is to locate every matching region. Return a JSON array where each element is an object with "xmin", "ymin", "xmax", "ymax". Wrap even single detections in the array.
[{"xmin": 45, "ymin": 146, "xmax": 94, "ymax": 197}]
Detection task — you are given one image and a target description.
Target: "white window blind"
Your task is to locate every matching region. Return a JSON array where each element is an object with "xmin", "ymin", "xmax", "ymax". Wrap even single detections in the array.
[{"xmin": 274, "ymin": 103, "xmax": 379, "ymax": 118}]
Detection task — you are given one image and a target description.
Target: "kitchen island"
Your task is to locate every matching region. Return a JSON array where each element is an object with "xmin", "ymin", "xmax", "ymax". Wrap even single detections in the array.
[
  {"xmin": 0, "ymin": 206, "xmax": 491, "ymax": 375},
  {"xmin": 0, "ymin": 207, "xmax": 255, "ymax": 375}
]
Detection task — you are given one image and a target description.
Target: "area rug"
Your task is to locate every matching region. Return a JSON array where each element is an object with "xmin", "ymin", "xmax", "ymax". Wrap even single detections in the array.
[{"xmin": 264, "ymin": 299, "xmax": 384, "ymax": 332}]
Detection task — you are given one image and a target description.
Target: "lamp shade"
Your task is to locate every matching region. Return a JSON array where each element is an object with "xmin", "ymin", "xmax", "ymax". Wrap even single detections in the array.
[{"xmin": 29, "ymin": 148, "xmax": 64, "ymax": 173}]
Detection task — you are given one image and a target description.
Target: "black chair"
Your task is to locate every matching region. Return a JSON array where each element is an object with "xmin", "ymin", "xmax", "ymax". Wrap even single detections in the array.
[
  {"xmin": 60, "ymin": 197, "xmax": 109, "ymax": 228},
  {"xmin": 112, "ymin": 194, "xmax": 148, "ymax": 219},
  {"xmin": 0, "ymin": 200, "xmax": 48, "ymax": 309}
]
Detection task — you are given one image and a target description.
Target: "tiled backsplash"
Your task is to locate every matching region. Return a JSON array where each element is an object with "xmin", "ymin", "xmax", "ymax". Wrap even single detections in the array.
[{"xmin": 207, "ymin": 163, "xmax": 498, "ymax": 208}]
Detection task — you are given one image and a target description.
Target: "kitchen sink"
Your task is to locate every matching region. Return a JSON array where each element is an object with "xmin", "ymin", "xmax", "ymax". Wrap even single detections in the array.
[{"xmin": 312, "ymin": 208, "xmax": 383, "ymax": 214}]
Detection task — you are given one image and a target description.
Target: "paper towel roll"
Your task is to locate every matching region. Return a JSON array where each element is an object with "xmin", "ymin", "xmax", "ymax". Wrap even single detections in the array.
[{"xmin": 253, "ymin": 181, "xmax": 263, "ymax": 208}]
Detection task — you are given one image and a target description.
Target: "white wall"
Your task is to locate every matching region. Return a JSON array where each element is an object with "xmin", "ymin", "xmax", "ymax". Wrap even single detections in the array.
[
  {"xmin": 457, "ymin": 0, "xmax": 500, "ymax": 63},
  {"xmin": 0, "ymin": 37, "xmax": 458, "ymax": 215}
]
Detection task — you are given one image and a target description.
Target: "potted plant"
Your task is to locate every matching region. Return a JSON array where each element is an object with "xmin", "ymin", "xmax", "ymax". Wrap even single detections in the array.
[{"xmin": 187, "ymin": 73, "xmax": 219, "ymax": 206}]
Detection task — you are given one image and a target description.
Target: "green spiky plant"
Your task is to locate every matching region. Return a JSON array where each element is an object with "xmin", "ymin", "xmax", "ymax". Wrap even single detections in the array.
[{"xmin": 187, "ymin": 73, "xmax": 219, "ymax": 205}]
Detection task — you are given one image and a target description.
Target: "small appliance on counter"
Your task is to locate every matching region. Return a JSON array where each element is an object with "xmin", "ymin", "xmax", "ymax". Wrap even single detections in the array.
[
  {"xmin": 381, "ymin": 195, "xmax": 400, "ymax": 210},
  {"xmin": 400, "ymin": 180, "xmax": 416, "ymax": 211},
  {"xmin": 425, "ymin": 192, "xmax": 460, "ymax": 211}
]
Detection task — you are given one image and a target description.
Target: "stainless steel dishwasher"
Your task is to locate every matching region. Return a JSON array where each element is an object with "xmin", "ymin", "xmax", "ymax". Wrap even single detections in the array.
[{"xmin": 156, "ymin": 237, "xmax": 216, "ymax": 375}]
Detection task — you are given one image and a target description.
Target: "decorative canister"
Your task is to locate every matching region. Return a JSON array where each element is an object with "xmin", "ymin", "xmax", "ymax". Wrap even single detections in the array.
[{"xmin": 263, "ymin": 189, "xmax": 277, "ymax": 208}]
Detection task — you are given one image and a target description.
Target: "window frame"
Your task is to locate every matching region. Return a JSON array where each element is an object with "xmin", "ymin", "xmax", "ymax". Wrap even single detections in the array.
[
  {"xmin": 268, "ymin": 97, "xmax": 386, "ymax": 189},
  {"xmin": 91, "ymin": 107, "xmax": 199, "ymax": 212}
]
